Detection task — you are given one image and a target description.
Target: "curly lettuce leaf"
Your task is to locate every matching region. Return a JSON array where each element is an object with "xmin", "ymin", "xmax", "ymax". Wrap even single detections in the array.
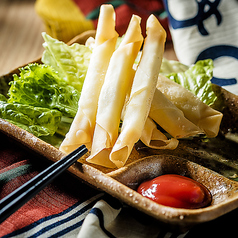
[
  {"xmin": 8, "ymin": 63, "xmax": 79, "ymax": 117},
  {"xmin": 165, "ymin": 59, "xmax": 217, "ymax": 106},
  {"xmin": 0, "ymin": 94, "xmax": 62, "ymax": 137},
  {"xmin": 160, "ymin": 58, "xmax": 189, "ymax": 75},
  {"xmin": 40, "ymin": 116, "xmax": 74, "ymax": 148},
  {"xmin": 41, "ymin": 32, "xmax": 91, "ymax": 93}
]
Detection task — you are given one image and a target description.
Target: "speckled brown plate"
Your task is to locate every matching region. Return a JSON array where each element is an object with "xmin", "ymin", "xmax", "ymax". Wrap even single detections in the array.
[{"xmin": 1, "ymin": 30, "xmax": 238, "ymax": 232}]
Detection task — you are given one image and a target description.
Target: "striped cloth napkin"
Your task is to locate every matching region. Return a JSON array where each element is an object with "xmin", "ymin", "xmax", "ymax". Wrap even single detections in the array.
[{"xmin": 163, "ymin": 0, "xmax": 238, "ymax": 94}]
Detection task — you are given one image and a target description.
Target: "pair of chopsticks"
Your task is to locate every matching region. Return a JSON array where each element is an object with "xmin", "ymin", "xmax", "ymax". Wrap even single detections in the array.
[{"xmin": 0, "ymin": 145, "xmax": 87, "ymax": 224}]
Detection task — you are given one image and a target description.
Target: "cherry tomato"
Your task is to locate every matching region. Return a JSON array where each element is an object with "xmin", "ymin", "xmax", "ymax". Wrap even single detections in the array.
[{"xmin": 137, "ymin": 174, "xmax": 211, "ymax": 209}]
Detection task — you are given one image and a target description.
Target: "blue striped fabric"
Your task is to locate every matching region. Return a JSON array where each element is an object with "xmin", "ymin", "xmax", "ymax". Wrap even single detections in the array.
[
  {"xmin": 89, "ymin": 208, "xmax": 117, "ymax": 238},
  {"xmin": 3, "ymin": 186, "xmax": 237, "ymax": 237},
  {"xmin": 2, "ymin": 193, "xmax": 104, "ymax": 238}
]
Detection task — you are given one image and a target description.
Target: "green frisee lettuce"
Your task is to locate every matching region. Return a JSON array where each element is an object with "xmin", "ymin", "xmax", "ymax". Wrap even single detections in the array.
[{"xmin": 8, "ymin": 63, "xmax": 79, "ymax": 117}]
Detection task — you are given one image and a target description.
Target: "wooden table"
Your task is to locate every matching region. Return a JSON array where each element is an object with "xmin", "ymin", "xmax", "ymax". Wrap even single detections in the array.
[{"xmin": 0, "ymin": 0, "xmax": 44, "ymax": 75}]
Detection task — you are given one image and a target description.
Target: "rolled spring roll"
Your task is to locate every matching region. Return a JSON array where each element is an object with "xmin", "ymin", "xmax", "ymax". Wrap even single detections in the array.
[
  {"xmin": 140, "ymin": 117, "xmax": 179, "ymax": 149},
  {"xmin": 157, "ymin": 74, "xmax": 223, "ymax": 137},
  {"xmin": 110, "ymin": 15, "xmax": 166, "ymax": 168},
  {"xmin": 60, "ymin": 5, "xmax": 118, "ymax": 153},
  {"xmin": 87, "ymin": 15, "xmax": 143, "ymax": 168},
  {"xmin": 149, "ymin": 88, "xmax": 202, "ymax": 138}
]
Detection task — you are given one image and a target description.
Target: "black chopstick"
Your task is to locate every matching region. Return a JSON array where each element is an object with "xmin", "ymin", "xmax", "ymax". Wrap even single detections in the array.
[{"xmin": 0, "ymin": 145, "xmax": 88, "ymax": 224}]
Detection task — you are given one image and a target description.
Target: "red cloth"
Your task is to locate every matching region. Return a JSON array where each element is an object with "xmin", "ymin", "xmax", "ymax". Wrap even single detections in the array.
[
  {"xmin": 73, "ymin": 0, "xmax": 171, "ymax": 40},
  {"xmin": 0, "ymin": 132, "xmax": 99, "ymax": 237}
]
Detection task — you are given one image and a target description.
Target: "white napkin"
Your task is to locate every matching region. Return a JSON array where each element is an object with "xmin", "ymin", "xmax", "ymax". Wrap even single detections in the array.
[
  {"xmin": 163, "ymin": 0, "xmax": 238, "ymax": 94},
  {"xmin": 77, "ymin": 195, "xmax": 187, "ymax": 238},
  {"xmin": 77, "ymin": 195, "xmax": 121, "ymax": 238}
]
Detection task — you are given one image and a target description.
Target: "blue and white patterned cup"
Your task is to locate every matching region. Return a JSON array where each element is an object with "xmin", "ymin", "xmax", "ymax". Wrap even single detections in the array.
[{"xmin": 163, "ymin": 0, "xmax": 238, "ymax": 94}]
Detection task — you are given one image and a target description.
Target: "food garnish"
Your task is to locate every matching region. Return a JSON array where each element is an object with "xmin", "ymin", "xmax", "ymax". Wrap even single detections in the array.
[
  {"xmin": 0, "ymin": 94, "xmax": 61, "ymax": 137},
  {"xmin": 8, "ymin": 64, "xmax": 79, "ymax": 118},
  {"xmin": 41, "ymin": 32, "xmax": 91, "ymax": 93},
  {"xmin": 166, "ymin": 59, "xmax": 216, "ymax": 106}
]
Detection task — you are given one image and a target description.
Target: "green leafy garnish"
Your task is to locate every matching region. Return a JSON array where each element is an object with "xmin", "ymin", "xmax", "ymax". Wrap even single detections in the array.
[
  {"xmin": 0, "ymin": 94, "xmax": 62, "ymax": 137},
  {"xmin": 160, "ymin": 58, "xmax": 189, "ymax": 75},
  {"xmin": 165, "ymin": 59, "xmax": 217, "ymax": 106},
  {"xmin": 8, "ymin": 63, "xmax": 79, "ymax": 117},
  {"xmin": 41, "ymin": 32, "xmax": 91, "ymax": 93}
]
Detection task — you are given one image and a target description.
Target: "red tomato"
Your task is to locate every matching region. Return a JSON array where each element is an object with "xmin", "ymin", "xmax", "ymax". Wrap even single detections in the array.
[{"xmin": 137, "ymin": 174, "xmax": 211, "ymax": 209}]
